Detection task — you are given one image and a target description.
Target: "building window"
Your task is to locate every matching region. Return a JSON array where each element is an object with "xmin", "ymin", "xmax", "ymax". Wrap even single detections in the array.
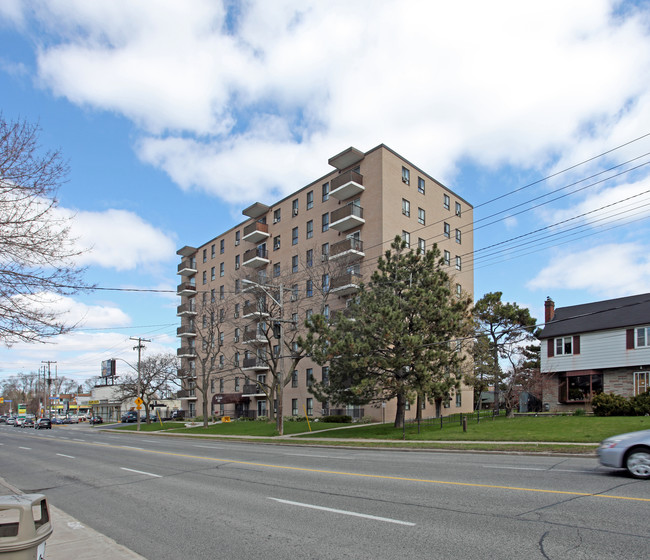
[
  {"xmin": 219, "ymin": 378, "xmax": 224, "ymax": 392},
  {"xmin": 306, "ymin": 398, "xmax": 313, "ymax": 416},
  {"xmin": 455, "ymin": 202, "xmax": 462, "ymax": 217},
  {"xmin": 322, "ymin": 243, "xmax": 329, "ymax": 260},
  {"xmin": 235, "ymin": 377, "xmax": 240, "ymax": 392},
  {"xmin": 555, "ymin": 337, "xmax": 573, "ymax": 355},
  {"xmin": 443, "ymin": 194, "xmax": 450, "ymax": 210},
  {"xmin": 234, "ymin": 352, "xmax": 240, "ymax": 366},
  {"xmin": 292, "ymin": 227, "xmax": 298, "ymax": 245},
  {"xmin": 307, "ymin": 190, "xmax": 314, "ymax": 209},
  {"xmin": 456, "ymin": 392, "xmax": 462, "ymax": 407},
  {"xmin": 322, "ymin": 366, "xmax": 329, "ymax": 384},
  {"xmin": 322, "ymin": 273, "xmax": 330, "ymax": 293},
  {"xmin": 235, "ymin": 254, "xmax": 240, "ymax": 269},
  {"xmin": 273, "ymin": 208, "xmax": 281, "ymax": 223},
  {"xmin": 292, "ymin": 199, "xmax": 299, "ymax": 216},
  {"xmin": 291, "ymin": 398, "xmax": 298, "ymax": 416},
  {"xmin": 456, "ymin": 283, "xmax": 462, "ymax": 297},
  {"xmin": 322, "ymin": 182, "xmax": 329, "ymax": 202},
  {"xmin": 402, "ymin": 198, "xmax": 410, "ymax": 217},
  {"xmin": 418, "ymin": 177, "xmax": 425, "ymax": 194},
  {"xmin": 211, "ymin": 266, "xmax": 215, "ymax": 280},
  {"xmin": 455, "ymin": 229, "xmax": 461, "ymax": 244},
  {"xmin": 212, "ymin": 244, "xmax": 216, "ymax": 258},
  {"xmin": 322, "ymin": 213, "xmax": 329, "ymax": 232},
  {"xmin": 235, "ymin": 279, "xmax": 240, "ymax": 294},
  {"xmin": 444, "ymin": 222, "xmax": 450, "ymax": 237},
  {"xmin": 203, "ymin": 248, "xmax": 207, "ymax": 262},
  {"xmin": 306, "ymin": 220, "xmax": 313, "ymax": 239},
  {"xmin": 292, "ymin": 370, "xmax": 298, "ymax": 388},
  {"xmin": 273, "ymin": 263, "xmax": 281, "ymax": 277},
  {"xmin": 559, "ymin": 372, "xmax": 603, "ymax": 403},
  {"xmin": 292, "ymin": 255, "xmax": 299, "ymax": 273},
  {"xmin": 219, "ymin": 355, "xmax": 224, "ymax": 368},
  {"xmin": 306, "ymin": 368, "xmax": 313, "ymax": 387},
  {"xmin": 306, "ymin": 279, "xmax": 313, "ymax": 297},
  {"xmin": 220, "ymin": 285, "xmax": 224, "ymax": 299},
  {"xmin": 418, "ymin": 238, "xmax": 426, "ymax": 253},
  {"xmin": 235, "ymin": 231, "xmax": 240, "ymax": 246},
  {"xmin": 211, "ymin": 288, "xmax": 215, "ymax": 303},
  {"xmin": 455, "ymin": 255, "xmax": 462, "ymax": 270},
  {"xmin": 202, "ymin": 271, "xmax": 207, "ymax": 284},
  {"xmin": 402, "ymin": 166, "xmax": 410, "ymax": 185},
  {"xmin": 220, "ymin": 262, "xmax": 224, "ymax": 277},
  {"xmin": 636, "ymin": 327, "xmax": 650, "ymax": 347},
  {"xmin": 634, "ymin": 371, "xmax": 649, "ymax": 395},
  {"xmin": 220, "ymin": 239, "xmax": 224, "ymax": 254},
  {"xmin": 402, "ymin": 231, "xmax": 410, "ymax": 248},
  {"xmin": 234, "ymin": 304, "xmax": 240, "ymax": 319},
  {"xmin": 306, "ymin": 249, "xmax": 313, "ymax": 268},
  {"xmin": 273, "ymin": 235, "xmax": 281, "ymax": 251},
  {"xmin": 418, "ymin": 207, "xmax": 425, "ymax": 225},
  {"xmin": 324, "ymin": 304, "xmax": 330, "ymax": 321},
  {"xmin": 234, "ymin": 327, "xmax": 240, "ymax": 342}
]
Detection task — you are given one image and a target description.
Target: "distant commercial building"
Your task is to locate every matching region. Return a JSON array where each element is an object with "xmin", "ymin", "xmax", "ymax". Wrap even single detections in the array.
[{"xmin": 176, "ymin": 145, "xmax": 474, "ymax": 421}]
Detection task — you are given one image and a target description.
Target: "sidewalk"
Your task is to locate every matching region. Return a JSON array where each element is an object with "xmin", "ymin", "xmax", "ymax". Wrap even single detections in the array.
[{"xmin": 0, "ymin": 477, "xmax": 145, "ymax": 560}]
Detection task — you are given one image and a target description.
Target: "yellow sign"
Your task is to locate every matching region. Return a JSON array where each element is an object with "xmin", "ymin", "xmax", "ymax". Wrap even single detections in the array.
[
  {"xmin": 136, "ymin": 405, "xmax": 142, "ymax": 410},
  {"xmin": 222, "ymin": 416, "xmax": 231, "ymax": 423},
  {"xmin": 89, "ymin": 400, "xmax": 100, "ymax": 405},
  {"xmin": 134, "ymin": 397, "xmax": 143, "ymax": 406},
  {"xmin": 0, "ymin": 397, "xmax": 3, "ymax": 403}
]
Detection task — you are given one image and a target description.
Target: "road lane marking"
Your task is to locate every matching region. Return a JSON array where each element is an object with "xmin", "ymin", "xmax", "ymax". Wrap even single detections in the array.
[
  {"xmin": 269, "ymin": 497, "xmax": 415, "ymax": 526},
  {"xmin": 33, "ymin": 438, "xmax": 650, "ymax": 503},
  {"xmin": 193, "ymin": 444, "xmax": 225, "ymax": 449},
  {"xmin": 483, "ymin": 465, "xmax": 598, "ymax": 474},
  {"xmin": 121, "ymin": 467, "xmax": 162, "ymax": 478},
  {"xmin": 57, "ymin": 453, "xmax": 75, "ymax": 459},
  {"xmin": 285, "ymin": 453, "xmax": 350, "ymax": 459},
  {"xmin": 18, "ymin": 446, "xmax": 31, "ymax": 450}
]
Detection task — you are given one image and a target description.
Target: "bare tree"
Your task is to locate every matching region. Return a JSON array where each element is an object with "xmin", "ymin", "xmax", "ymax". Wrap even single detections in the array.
[{"xmin": 0, "ymin": 115, "xmax": 89, "ymax": 345}]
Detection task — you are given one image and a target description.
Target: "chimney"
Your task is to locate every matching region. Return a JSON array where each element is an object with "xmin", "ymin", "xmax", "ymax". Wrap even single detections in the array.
[{"xmin": 544, "ymin": 297, "xmax": 555, "ymax": 323}]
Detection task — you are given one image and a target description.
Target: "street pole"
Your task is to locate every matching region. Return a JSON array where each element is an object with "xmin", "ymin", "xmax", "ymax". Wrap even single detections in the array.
[
  {"xmin": 130, "ymin": 337, "xmax": 150, "ymax": 431},
  {"xmin": 277, "ymin": 283, "xmax": 284, "ymax": 436},
  {"xmin": 41, "ymin": 361, "xmax": 56, "ymax": 418}
]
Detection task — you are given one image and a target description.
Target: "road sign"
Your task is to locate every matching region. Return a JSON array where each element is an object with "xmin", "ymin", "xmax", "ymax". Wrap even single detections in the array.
[
  {"xmin": 135, "ymin": 405, "xmax": 142, "ymax": 410},
  {"xmin": 134, "ymin": 397, "xmax": 143, "ymax": 406}
]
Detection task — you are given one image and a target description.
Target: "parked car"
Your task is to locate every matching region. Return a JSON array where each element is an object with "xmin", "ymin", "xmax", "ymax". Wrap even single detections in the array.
[
  {"xmin": 14, "ymin": 418, "xmax": 25, "ymax": 427},
  {"xmin": 89, "ymin": 415, "xmax": 103, "ymax": 425},
  {"xmin": 22, "ymin": 417, "xmax": 35, "ymax": 428},
  {"xmin": 6, "ymin": 417, "xmax": 16, "ymax": 426},
  {"xmin": 121, "ymin": 411, "xmax": 138, "ymax": 423},
  {"xmin": 35, "ymin": 418, "xmax": 52, "ymax": 430},
  {"xmin": 170, "ymin": 410, "xmax": 185, "ymax": 421},
  {"xmin": 0, "ymin": 415, "xmax": 8, "ymax": 423},
  {"xmin": 598, "ymin": 429, "xmax": 650, "ymax": 479}
]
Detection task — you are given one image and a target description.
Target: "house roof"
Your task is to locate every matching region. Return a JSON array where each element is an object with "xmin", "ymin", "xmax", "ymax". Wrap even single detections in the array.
[{"xmin": 539, "ymin": 292, "xmax": 650, "ymax": 339}]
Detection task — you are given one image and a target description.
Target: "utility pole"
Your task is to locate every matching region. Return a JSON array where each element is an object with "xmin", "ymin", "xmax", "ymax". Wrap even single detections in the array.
[
  {"xmin": 130, "ymin": 337, "xmax": 150, "ymax": 431},
  {"xmin": 41, "ymin": 361, "xmax": 56, "ymax": 418}
]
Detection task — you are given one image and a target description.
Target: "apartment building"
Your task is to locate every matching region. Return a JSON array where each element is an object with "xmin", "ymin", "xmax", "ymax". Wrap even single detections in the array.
[{"xmin": 176, "ymin": 144, "xmax": 474, "ymax": 422}]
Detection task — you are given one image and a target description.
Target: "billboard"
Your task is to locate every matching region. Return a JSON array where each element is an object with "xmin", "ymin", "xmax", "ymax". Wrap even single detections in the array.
[{"xmin": 101, "ymin": 359, "xmax": 116, "ymax": 377}]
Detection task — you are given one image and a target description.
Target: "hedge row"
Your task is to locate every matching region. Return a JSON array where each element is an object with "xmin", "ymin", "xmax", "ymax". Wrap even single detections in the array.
[{"xmin": 591, "ymin": 390, "xmax": 650, "ymax": 416}]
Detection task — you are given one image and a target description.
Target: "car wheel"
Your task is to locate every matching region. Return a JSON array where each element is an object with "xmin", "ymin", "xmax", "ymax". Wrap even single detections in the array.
[{"xmin": 625, "ymin": 447, "xmax": 650, "ymax": 479}]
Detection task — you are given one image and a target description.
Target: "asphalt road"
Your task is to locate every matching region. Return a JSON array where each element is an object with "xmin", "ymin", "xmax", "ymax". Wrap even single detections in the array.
[{"xmin": 1, "ymin": 423, "xmax": 648, "ymax": 559}]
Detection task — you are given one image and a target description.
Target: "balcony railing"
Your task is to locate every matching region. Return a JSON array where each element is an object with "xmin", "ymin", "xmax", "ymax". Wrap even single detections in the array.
[
  {"xmin": 243, "ymin": 301, "xmax": 269, "ymax": 317},
  {"xmin": 178, "ymin": 389, "xmax": 197, "ymax": 399},
  {"xmin": 243, "ymin": 329, "xmax": 266, "ymax": 344},
  {"xmin": 331, "ymin": 271, "xmax": 362, "ymax": 295},
  {"xmin": 242, "ymin": 383, "xmax": 266, "ymax": 396},
  {"xmin": 243, "ymin": 221, "xmax": 270, "ymax": 243},
  {"xmin": 177, "ymin": 346, "xmax": 197, "ymax": 358},
  {"xmin": 242, "ymin": 357, "xmax": 270, "ymax": 370},
  {"xmin": 330, "ymin": 238, "xmax": 364, "ymax": 260},
  {"xmin": 330, "ymin": 170, "xmax": 364, "ymax": 200},
  {"xmin": 177, "ymin": 282, "xmax": 197, "ymax": 296},
  {"xmin": 177, "ymin": 302, "xmax": 197, "ymax": 316},
  {"xmin": 176, "ymin": 325, "xmax": 196, "ymax": 337},
  {"xmin": 177, "ymin": 259, "xmax": 197, "ymax": 276},
  {"xmin": 243, "ymin": 247, "xmax": 270, "ymax": 268},
  {"xmin": 330, "ymin": 204, "xmax": 365, "ymax": 232}
]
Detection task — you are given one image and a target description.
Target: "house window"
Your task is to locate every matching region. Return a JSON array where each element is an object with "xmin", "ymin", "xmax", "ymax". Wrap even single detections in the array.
[
  {"xmin": 307, "ymin": 190, "xmax": 314, "ymax": 209},
  {"xmin": 220, "ymin": 262, "xmax": 224, "ymax": 277},
  {"xmin": 306, "ymin": 249, "xmax": 313, "ymax": 268},
  {"xmin": 558, "ymin": 372, "xmax": 603, "ymax": 403},
  {"xmin": 322, "ymin": 182, "xmax": 329, "ymax": 202},
  {"xmin": 322, "ymin": 212, "xmax": 329, "ymax": 232},
  {"xmin": 418, "ymin": 238, "xmax": 426, "ymax": 253},
  {"xmin": 273, "ymin": 235, "xmax": 281, "ymax": 251},
  {"xmin": 555, "ymin": 337, "xmax": 573, "ymax": 355},
  {"xmin": 306, "ymin": 220, "xmax": 313, "ymax": 239},
  {"xmin": 418, "ymin": 177, "xmax": 425, "ymax": 194},
  {"xmin": 402, "ymin": 198, "xmax": 410, "ymax": 217},
  {"xmin": 444, "ymin": 222, "xmax": 450, "ymax": 237},
  {"xmin": 292, "ymin": 227, "xmax": 298, "ymax": 245},
  {"xmin": 292, "ymin": 370, "xmax": 298, "ymax": 388},
  {"xmin": 456, "ymin": 392, "xmax": 462, "ymax": 407},
  {"xmin": 444, "ymin": 250, "xmax": 450, "ymax": 265},
  {"xmin": 402, "ymin": 231, "xmax": 410, "ymax": 248},
  {"xmin": 273, "ymin": 263, "xmax": 281, "ymax": 277},
  {"xmin": 402, "ymin": 166, "xmax": 410, "ymax": 185},
  {"xmin": 306, "ymin": 368, "xmax": 313, "ymax": 387},
  {"xmin": 455, "ymin": 256, "xmax": 462, "ymax": 270},
  {"xmin": 235, "ymin": 254, "xmax": 240, "ymax": 269},
  {"xmin": 273, "ymin": 208, "xmax": 281, "ymax": 223},
  {"xmin": 636, "ymin": 327, "xmax": 650, "ymax": 347},
  {"xmin": 455, "ymin": 202, "xmax": 462, "ymax": 217},
  {"xmin": 455, "ymin": 229, "xmax": 461, "ymax": 244},
  {"xmin": 443, "ymin": 194, "xmax": 450, "ymax": 210},
  {"xmin": 292, "ymin": 255, "xmax": 299, "ymax": 273},
  {"xmin": 418, "ymin": 208, "xmax": 425, "ymax": 225},
  {"xmin": 634, "ymin": 371, "xmax": 649, "ymax": 395}
]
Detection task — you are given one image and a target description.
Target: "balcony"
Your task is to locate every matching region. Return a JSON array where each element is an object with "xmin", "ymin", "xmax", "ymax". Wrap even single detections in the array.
[
  {"xmin": 330, "ymin": 238, "xmax": 364, "ymax": 261},
  {"xmin": 177, "ymin": 282, "xmax": 197, "ymax": 296},
  {"xmin": 330, "ymin": 204, "xmax": 364, "ymax": 232},
  {"xmin": 330, "ymin": 170, "xmax": 364, "ymax": 200},
  {"xmin": 243, "ymin": 247, "xmax": 270, "ymax": 268},
  {"xmin": 177, "ymin": 302, "xmax": 197, "ymax": 316},
  {"xmin": 177, "ymin": 368, "xmax": 196, "ymax": 379},
  {"xmin": 177, "ymin": 346, "xmax": 197, "ymax": 358},
  {"xmin": 242, "ymin": 383, "xmax": 266, "ymax": 396},
  {"xmin": 178, "ymin": 389, "xmax": 197, "ymax": 400},
  {"xmin": 176, "ymin": 324, "xmax": 196, "ymax": 338},
  {"xmin": 243, "ymin": 221, "xmax": 270, "ymax": 244},
  {"xmin": 243, "ymin": 329, "xmax": 266, "ymax": 344},
  {"xmin": 330, "ymin": 271, "xmax": 362, "ymax": 295},
  {"xmin": 177, "ymin": 258, "xmax": 197, "ymax": 276},
  {"xmin": 243, "ymin": 301, "xmax": 269, "ymax": 318},
  {"xmin": 242, "ymin": 357, "xmax": 270, "ymax": 371}
]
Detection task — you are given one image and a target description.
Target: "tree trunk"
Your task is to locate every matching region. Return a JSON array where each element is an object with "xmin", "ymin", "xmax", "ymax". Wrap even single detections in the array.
[
  {"xmin": 394, "ymin": 392, "xmax": 406, "ymax": 428},
  {"xmin": 202, "ymin": 392, "xmax": 209, "ymax": 427}
]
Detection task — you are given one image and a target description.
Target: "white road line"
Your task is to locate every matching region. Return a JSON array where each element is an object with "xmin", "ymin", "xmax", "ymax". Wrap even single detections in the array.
[
  {"xmin": 268, "ymin": 498, "xmax": 415, "ymax": 526},
  {"xmin": 483, "ymin": 465, "xmax": 546, "ymax": 471},
  {"xmin": 121, "ymin": 467, "xmax": 162, "ymax": 478},
  {"xmin": 57, "ymin": 453, "xmax": 75, "ymax": 459},
  {"xmin": 18, "ymin": 446, "xmax": 31, "ymax": 450},
  {"xmin": 121, "ymin": 446, "xmax": 144, "ymax": 451},
  {"xmin": 285, "ymin": 453, "xmax": 350, "ymax": 459},
  {"xmin": 72, "ymin": 439, "xmax": 85, "ymax": 442},
  {"xmin": 193, "ymin": 444, "xmax": 224, "ymax": 449}
]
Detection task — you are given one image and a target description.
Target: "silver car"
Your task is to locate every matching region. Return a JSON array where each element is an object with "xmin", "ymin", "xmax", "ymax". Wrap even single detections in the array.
[{"xmin": 598, "ymin": 429, "xmax": 650, "ymax": 479}]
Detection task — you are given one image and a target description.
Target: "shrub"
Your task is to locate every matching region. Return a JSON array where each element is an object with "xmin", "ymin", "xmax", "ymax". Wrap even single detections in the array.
[
  {"xmin": 573, "ymin": 408, "xmax": 586, "ymax": 416},
  {"xmin": 321, "ymin": 414, "xmax": 353, "ymax": 423},
  {"xmin": 631, "ymin": 390, "xmax": 650, "ymax": 415},
  {"xmin": 255, "ymin": 415, "xmax": 268, "ymax": 422},
  {"xmin": 591, "ymin": 392, "xmax": 634, "ymax": 416},
  {"xmin": 284, "ymin": 415, "xmax": 307, "ymax": 422}
]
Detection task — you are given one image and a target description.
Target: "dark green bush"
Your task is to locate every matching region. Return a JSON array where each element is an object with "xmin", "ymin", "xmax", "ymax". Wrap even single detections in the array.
[
  {"xmin": 631, "ymin": 390, "xmax": 650, "ymax": 415},
  {"xmin": 592, "ymin": 392, "xmax": 635, "ymax": 416},
  {"xmin": 321, "ymin": 415, "xmax": 352, "ymax": 423}
]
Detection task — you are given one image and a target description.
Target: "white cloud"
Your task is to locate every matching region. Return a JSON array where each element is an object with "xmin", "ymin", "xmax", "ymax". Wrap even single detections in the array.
[
  {"xmin": 64, "ymin": 208, "xmax": 176, "ymax": 271},
  {"xmin": 526, "ymin": 242, "xmax": 650, "ymax": 298}
]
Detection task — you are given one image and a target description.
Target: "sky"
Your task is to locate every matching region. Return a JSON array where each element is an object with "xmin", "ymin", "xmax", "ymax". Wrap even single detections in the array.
[{"xmin": 1, "ymin": 0, "xmax": 650, "ymax": 386}]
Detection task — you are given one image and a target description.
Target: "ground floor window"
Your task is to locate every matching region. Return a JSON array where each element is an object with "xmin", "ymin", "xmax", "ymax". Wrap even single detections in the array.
[
  {"xmin": 306, "ymin": 398, "xmax": 313, "ymax": 416},
  {"xmin": 257, "ymin": 400, "xmax": 267, "ymax": 417},
  {"xmin": 558, "ymin": 372, "xmax": 603, "ymax": 403},
  {"xmin": 635, "ymin": 371, "xmax": 649, "ymax": 395},
  {"xmin": 292, "ymin": 398, "xmax": 298, "ymax": 416}
]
